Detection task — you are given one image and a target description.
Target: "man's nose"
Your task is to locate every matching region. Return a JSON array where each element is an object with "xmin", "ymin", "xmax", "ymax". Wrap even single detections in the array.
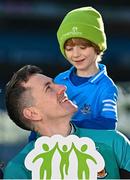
[{"xmin": 56, "ymin": 84, "xmax": 67, "ymax": 95}]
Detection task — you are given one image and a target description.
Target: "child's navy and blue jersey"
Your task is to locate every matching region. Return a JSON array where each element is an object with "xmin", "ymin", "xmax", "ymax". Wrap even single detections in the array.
[{"xmin": 55, "ymin": 64, "xmax": 118, "ymax": 129}]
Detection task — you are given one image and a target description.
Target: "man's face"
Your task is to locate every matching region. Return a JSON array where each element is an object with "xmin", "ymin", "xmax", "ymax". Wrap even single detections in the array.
[{"xmin": 23, "ymin": 74, "xmax": 77, "ymax": 119}]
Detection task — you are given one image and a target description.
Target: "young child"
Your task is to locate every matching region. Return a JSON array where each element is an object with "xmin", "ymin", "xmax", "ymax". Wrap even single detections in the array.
[
  {"xmin": 29, "ymin": 6, "xmax": 118, "ymax": 141},
  {"xmin": 55, "ymin": 6, "xmax": 118, "ymax": 129}
]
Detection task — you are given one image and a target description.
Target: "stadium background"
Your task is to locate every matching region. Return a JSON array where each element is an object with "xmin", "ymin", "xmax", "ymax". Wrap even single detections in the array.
[{"xmin": 0, "ymin": 0, "xmax": 130, "ymax": 167}]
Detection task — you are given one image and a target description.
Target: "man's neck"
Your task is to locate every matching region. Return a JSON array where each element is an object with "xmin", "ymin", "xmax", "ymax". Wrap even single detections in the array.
[{"xmin": 36, "ymin": 118, "xmax": 72, "ymax": 137}]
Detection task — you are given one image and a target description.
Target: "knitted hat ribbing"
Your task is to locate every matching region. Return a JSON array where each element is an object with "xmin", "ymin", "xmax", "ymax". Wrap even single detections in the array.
[{"xmin": 57, "ymin": 7, "xmax": 107, "ymax": 57}]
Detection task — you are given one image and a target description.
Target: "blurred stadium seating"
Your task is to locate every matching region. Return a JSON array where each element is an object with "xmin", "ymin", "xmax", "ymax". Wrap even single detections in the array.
[{"xmin": 0, "ymin": 0, "xmax": 130, "ymax": 167}]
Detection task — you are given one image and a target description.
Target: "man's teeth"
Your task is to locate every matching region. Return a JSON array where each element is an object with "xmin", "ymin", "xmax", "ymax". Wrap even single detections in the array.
[{"xmin": 61, "ymin": 97, "xmax": 68, "ymax": 103}]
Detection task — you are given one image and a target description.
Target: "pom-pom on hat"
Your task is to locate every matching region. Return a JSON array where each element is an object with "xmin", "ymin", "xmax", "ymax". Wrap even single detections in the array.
[{"xmin": 57, "ymin": 7, "xmax": 107, "ymax": 57}]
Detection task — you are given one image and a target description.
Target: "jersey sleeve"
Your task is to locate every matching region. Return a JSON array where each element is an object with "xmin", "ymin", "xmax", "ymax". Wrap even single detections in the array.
[
  {"xmin": 114, "ymin": 132, "xmax": 130, "ymax": 172},
  {"xmin": 100, "ymin": 86, "xmax": 118, "ymax": 120}
]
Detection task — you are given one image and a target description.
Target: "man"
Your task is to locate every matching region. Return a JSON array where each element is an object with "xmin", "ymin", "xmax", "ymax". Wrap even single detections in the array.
[{"xmin": 4, "ymin": 65, "xmax": 130, "ymax": 179}]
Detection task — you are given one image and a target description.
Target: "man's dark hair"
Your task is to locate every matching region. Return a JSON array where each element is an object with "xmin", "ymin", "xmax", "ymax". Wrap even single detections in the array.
[{"xmin": 5, "ymin": 65, "xmax": 43, "ymax": 130}]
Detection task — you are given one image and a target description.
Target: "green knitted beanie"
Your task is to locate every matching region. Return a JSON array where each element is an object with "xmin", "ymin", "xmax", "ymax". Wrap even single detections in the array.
[{"xmin": 57, "ymin": 7, "xmax": 107, "ymax": 57}]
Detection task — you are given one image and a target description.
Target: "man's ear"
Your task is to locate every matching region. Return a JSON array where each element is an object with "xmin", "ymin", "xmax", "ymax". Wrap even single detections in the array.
[{"xmin": 23, "ymin": 107, "xmax": 41, "ymax": 121}]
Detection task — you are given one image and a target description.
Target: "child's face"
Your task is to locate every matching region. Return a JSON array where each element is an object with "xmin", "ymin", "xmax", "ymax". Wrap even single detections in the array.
[{"xmin": 64, "ymin": 38, "xmax": 100, "ymax": 76}]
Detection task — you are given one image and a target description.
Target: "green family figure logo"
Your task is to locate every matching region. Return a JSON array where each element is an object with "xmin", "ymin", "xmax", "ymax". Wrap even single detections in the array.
[{"xmin": 25, "ymin": 135, "xmax": 105, "ymax": 180}]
